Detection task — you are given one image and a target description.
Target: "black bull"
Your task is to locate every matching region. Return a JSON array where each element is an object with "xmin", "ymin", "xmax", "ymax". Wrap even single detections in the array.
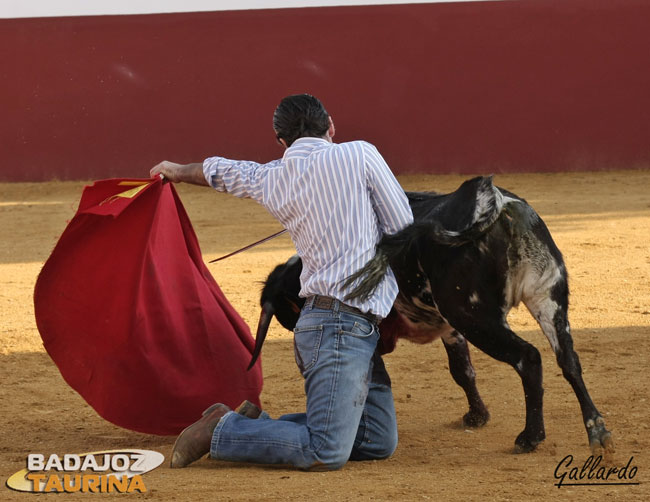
[{"xmin": 249, "ymin": 176, "xmax": 613, "ymax": 454}]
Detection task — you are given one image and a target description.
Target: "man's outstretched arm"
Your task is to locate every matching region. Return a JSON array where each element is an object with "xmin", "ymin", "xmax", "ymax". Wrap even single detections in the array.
[{"xmin": 150, "ymin": 161, "xmax": 208, "ymax": 186}]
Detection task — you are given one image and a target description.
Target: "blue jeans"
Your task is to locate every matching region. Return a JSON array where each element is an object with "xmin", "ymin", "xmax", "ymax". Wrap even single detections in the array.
[{"xmin": 210, "ymin": 300, "xmax": 398, "ymax": 470}]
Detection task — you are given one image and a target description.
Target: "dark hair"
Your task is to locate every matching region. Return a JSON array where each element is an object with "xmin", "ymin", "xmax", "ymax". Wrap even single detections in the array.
[{"xmin": 273, "ymin": 94, "xmax": 330, "ymax": 147}]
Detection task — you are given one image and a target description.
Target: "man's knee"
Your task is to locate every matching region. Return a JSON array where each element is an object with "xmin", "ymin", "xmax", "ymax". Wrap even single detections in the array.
[
  {"xmin": 350, "ymin": 430, "xmax": 398, "ymax": 461},
  {"xmin": 307, "ymin": 450, "xmax": 350, "ymax": 471},
  {"xmin": 370, "ymin": 429, "xmax": 399, "ymax": 459},
  {"xmin": 307, "ymin": 459, "xmax": 347, "ymax": 471},
  {"xmin": 378, "ymin": 432, "xmax": 399, "ymax": 458},
  {"xmin": 306, "ymin": 429, "xmax": 398, "ymax": 469}
]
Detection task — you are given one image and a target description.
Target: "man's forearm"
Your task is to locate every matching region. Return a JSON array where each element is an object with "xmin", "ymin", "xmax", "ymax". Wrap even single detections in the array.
[{"xmin": 150, "ymin": 161, "xmax": 209, "ymax": 186}]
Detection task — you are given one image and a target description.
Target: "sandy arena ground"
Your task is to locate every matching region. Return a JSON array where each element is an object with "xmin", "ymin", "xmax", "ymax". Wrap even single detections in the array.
[{"xmin": 1, "ymin": 171, "xmax": 649, "ymax": 501}]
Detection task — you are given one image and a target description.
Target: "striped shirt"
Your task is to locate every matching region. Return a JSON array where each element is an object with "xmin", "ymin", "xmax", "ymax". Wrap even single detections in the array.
[{"xmin": 203, "ymin": 137, "xmax": 413, "ymax": 318}]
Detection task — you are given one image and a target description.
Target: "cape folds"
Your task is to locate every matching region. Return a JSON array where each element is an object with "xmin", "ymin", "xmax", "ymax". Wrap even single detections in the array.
[{"xmin": 34, "ymin": 178, "xmax": 262, "ymax": 435}]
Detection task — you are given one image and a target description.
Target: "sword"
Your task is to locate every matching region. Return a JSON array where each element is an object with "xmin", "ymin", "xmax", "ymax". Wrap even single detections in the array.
[{"xmin": 209, "ymin": 229, "xmax": 288, "ymax": 263}]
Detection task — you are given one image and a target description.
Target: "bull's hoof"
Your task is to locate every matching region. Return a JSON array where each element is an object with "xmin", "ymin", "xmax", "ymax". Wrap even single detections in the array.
[
  {"xmin": 463, "ymin": 409, "xmax": 490, "ymax": 428},
  {"xmin": 514, "ymin": 429, "xmax": 545, "ymax": 454},
  {"xmin": 587, "ymin": 416, "xmax": 615, "ymax": 454}
]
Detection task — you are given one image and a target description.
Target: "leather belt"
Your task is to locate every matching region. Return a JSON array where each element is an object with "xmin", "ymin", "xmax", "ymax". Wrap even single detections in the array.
[{"xmin": 303, "ymin": 295, "xmax": 381, "ymax": 325}]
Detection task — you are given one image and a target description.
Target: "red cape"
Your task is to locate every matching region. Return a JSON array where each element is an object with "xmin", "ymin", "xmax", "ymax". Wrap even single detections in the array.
[{"xmin": 34, "ymin": 178, "xmax": 262, "ymax": 435}]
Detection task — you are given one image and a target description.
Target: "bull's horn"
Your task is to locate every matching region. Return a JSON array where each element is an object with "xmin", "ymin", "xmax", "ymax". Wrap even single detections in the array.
[{"xmin": 247, "ymin": 301, "xmax": 275, "ymax": 371}]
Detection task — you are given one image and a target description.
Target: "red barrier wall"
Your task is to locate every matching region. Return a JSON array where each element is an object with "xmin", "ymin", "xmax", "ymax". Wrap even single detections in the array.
[{"xmin": 2, "ymin": 0, "xmax": 650, "ymax": 181}]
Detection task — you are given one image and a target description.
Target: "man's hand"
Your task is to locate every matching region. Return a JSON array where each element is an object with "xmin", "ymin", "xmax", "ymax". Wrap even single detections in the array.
[{"xmin": 150, "ymin": 161, "xmax": 208, "ymax": 186}]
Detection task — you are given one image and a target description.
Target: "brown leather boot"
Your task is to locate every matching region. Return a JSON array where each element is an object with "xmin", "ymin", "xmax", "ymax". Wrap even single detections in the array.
[
  {"xmin": 170, "ymin": 403, "xmax": 231, "ymax": 468},
  {"xmin": 235, "ymin": 400, "xmax": 263, "ymax": 419}
]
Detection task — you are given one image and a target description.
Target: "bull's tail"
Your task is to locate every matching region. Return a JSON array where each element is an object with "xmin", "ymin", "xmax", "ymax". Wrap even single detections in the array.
[
  {"xmin": 344, "ymin": 176, "xmax": 503, "ymax": 303},
  {"xmin": 342, "ymin": 222, "xmax": 441, "ymax": 303},
  {"xmin": 343, "ymin": 248, "xmax": 391, "ymax": 303}
]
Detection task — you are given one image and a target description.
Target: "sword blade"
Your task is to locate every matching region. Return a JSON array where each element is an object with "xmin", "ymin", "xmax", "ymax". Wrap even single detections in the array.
[{"xmin": 209, "ymin": 229, "xmax": 288, "ymax": 263}]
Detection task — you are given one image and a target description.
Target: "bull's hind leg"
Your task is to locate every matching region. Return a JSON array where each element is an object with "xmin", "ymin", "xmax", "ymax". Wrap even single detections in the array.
[
  {"xmin": 526, "ymin": 283, "xmax": 614, "ymax": 453},
  {"xmin": 441, "ymin": 331, "xmax": 490, "ymax": 427},
  {"xmin": 451, "ymin": 319, "xmax": 546, "ymax": 453}
]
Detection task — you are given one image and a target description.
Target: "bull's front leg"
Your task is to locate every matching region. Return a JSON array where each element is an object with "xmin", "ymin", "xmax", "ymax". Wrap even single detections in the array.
[
  {"xmin": 446, "ymin": 317, "xmax": 546, "ymax": 453},
  {"xmin": 442, "ymin": 331, "xmax": 490, "ymax": 427},
  {"xmin": 527, "ymin": 293, "xmax": 614, "ymax": 454}
]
